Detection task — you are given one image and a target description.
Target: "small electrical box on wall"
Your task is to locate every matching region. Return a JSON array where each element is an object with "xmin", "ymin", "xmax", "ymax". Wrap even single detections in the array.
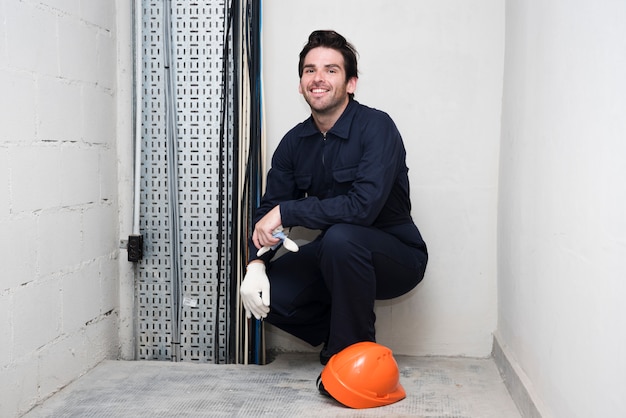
[{"xmin": 128, "ymin": 234, "xmax": 143, "ymax": 262}]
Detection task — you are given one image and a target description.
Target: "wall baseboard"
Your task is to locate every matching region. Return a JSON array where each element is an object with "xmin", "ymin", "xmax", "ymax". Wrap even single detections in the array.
[{"xmin": 492, "ymin": 334, "xmax": 551, "ymax": 418}]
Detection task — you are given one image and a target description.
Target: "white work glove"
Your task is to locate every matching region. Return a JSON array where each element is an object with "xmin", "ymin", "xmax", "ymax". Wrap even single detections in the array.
[
  {"xmin": 240, "ymin": 263, "xmax": 270, "ymax": 320},
  {"xmin": 256, "ymin": 226, "xmax": 299, "ymax": 256}
]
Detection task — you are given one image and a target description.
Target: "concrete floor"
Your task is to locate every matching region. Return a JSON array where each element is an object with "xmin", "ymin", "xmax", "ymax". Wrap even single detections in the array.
[{"xmin": 23, "ymin": 353, "xmax": 521, "ymax": 417}]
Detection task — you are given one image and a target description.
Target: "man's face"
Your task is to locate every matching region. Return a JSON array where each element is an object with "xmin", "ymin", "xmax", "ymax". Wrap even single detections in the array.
[{"xmin": 299, "ymin": 47, "xmax": 357, "ymax": 116}]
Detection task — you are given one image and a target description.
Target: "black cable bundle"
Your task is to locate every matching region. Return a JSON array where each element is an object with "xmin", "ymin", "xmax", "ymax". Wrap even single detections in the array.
[
  {"xmin": 216, "ymin": 0, "xmax": 236, "ymax": 365},
  {"xmin": 243, "ymin": 0, "xmax": 264, "ymax": 365},
  {"xmin": 220, "ymin": 0, "xmax": 264, "ymax": 365}
]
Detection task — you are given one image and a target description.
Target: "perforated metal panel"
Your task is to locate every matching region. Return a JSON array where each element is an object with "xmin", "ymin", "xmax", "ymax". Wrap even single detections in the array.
[{"xmin": 137, "ymin": 0, "xmax": 234, "ymax": 363}]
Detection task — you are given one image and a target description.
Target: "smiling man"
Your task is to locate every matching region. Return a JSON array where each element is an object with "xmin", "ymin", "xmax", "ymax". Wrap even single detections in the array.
[{"xmin": 240, "ymin": 30, "xmax": 428, "ymax": 373}]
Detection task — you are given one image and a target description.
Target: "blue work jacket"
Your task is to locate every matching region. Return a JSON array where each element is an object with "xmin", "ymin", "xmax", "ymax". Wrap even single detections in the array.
[{"xmin": 249, "ymin": 99, "xmax": 425, "ymax": 262}]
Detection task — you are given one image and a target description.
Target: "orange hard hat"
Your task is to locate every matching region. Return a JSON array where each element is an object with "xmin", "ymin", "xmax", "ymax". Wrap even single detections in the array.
[{"xmin": 319, "ymin": 341, "xmax": 406, "ymax": 409}]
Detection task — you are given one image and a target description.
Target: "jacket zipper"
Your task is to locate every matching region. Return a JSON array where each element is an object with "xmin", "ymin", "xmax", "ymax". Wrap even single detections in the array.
[{"xmin": 321, "ymin": 131, "xmax": 327, "ymax": 166}]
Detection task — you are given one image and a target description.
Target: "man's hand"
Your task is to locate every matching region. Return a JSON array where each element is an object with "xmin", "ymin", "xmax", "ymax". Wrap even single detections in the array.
[
  {"xmin": 257, "ymin": 226, "xmax": 300, "ymax": 256},
  {"xmin": 253, "ymin": 206, "xmax": 282, "ymax": 249},
  {"xmin": 240, "ymin": 262, "xmax": 270, "ymax": 320}
]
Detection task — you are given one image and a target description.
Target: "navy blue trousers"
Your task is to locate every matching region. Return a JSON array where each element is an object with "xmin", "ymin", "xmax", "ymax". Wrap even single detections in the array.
[{"xmin": 265, "ymin": 223, "xmax": 427, "ymax": 357}]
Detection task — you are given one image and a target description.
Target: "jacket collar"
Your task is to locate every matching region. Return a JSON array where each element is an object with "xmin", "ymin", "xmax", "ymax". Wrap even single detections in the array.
[{"xmin": 299, "ymin": 99, "xmax": 358, "ymax": 139}]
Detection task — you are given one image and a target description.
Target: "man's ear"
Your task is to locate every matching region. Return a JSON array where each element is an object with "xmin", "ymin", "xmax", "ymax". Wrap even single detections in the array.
[{"xmin": 346, "ymin": 77, "xmax": 358, "ymax": 95}]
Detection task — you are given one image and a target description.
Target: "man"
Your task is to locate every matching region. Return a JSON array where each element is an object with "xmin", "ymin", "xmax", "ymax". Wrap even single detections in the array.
[{"xmin": 240, "ymin": 30, "xmax": 428, "ymax": 365}]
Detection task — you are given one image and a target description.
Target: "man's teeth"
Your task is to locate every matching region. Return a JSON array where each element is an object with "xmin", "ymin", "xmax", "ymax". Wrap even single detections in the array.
[{"xmin": 312, "ymin": 88, "xmax": 327, "ymax": 93}]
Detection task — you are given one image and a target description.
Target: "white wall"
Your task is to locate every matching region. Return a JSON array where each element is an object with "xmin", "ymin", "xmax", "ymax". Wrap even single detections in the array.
[
  {"xmin": 0, "ymin": 1, "xmax": 129, "ymax": 416},
  {"xmin": 497, "ymin": 1, "xmax": 626, "ymax": 417},
  {"xmin": 262, "ymin": 0, "xmax": 505, "ymax": 357}
]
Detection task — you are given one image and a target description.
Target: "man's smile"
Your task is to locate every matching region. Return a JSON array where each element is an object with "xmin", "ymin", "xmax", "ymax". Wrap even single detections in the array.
[{"xmin": 310, "ymin": 87, "xmax": 329, "ymax": 95}]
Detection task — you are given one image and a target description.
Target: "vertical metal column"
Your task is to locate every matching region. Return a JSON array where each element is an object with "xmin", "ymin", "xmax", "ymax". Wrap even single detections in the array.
[{"xmin": 137, "ymin": 0, "xmax": 234, "ymax": 363}]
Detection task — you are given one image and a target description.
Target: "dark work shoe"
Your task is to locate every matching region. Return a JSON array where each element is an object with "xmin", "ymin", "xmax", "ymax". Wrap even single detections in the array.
[
  {"xmin": 320, "ymin": 343, "xmax": 332, "ymax": 365},
  {"xmin": 316, "ymin": 373, "xmax": 331, "ymax": 398},
  {"xmin": 320, "ymin": 350, "xmax": 331, "ymax": 365}
]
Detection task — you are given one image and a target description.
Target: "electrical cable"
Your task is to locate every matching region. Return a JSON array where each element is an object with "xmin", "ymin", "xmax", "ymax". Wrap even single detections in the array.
[
  {"xmin": 241, "ymin": 0, "xmax": 252, "ymax": 365},
  {"xmin": 232, "ymin": 0, "xmax": 243, "ymax": 365},
  {"xmin": 258, "ymin": 0, "xmax": 267, "ymax": 365},
  {"xmin": 163, "ymin": 0, "xmax": 182, "ymax": 362},
  {"xmin": 130, "ymin": 0, "xmax": 143, "ymax": 360},
  {"xmin": 132, "ymin": 0, "xmax": 143, "ymax": 237},
  {"xmin": 250, "ymin": 0, "xmax": 263, "ymax": 366},
  {"xmin": 226, "ymin": 0, "xmax": 241, "ymax": 365},
  {"xmin": 231, "ymin": 0, "xmax": 244, "ymax": 366},
  {"xmin": 217, "ymin": 0, "xmax": 236, "ymax": 364}
]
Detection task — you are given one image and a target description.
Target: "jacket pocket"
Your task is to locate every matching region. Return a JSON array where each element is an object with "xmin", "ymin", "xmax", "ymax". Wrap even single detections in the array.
[
  {"xmin": 332, "ymin": 166, "xmax": 358, "ymax": 183},
  {"xmin": 331, "ymin": 166, "xmax": 358, "ymax": 195},
  {"xmin": 295, "ymin": 174, "xmax": 312, "ymax": 191}
]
